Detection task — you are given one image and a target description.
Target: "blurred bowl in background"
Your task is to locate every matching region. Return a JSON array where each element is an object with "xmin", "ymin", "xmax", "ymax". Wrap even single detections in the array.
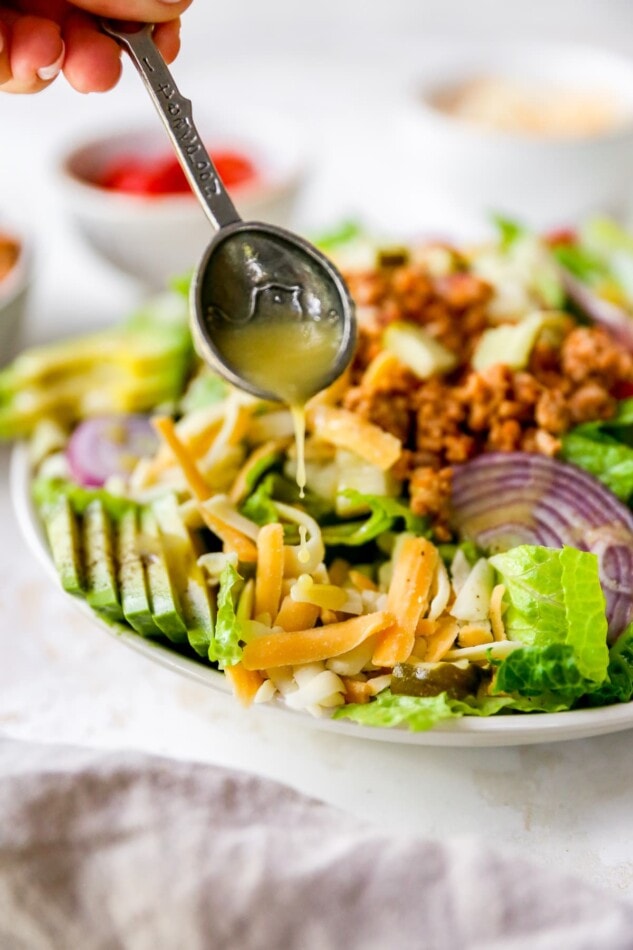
[
  {"xmin": 56, "ymin": 114, "xmax": 308, "ymax": 290},
  {"xmin": 0, "ymin": 227, "xmax": 30, "ymax": 366},
  {"xmin": 398, "ymin": 42, "xmax": 633, "ymax": 229}
]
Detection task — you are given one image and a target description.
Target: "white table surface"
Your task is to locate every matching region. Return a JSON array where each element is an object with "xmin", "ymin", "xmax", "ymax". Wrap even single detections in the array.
[{"xmin": 3, "ymin": 2, "xmax": 633, "ymax": 904}]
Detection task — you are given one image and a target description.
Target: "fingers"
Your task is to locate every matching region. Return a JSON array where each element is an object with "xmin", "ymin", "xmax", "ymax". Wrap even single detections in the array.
[
  {"xmin": 0, "ymin": 21, "xmax": 11, "ymax": 85},
  {"xmin": 0, "ymin": 11, "xmax": 65, "ymax": 93},
  {"xmin": 61, "ymin": 13, "xmax": 180, "ymax": 92},
  {"xmin": 152, "ymin": 17, "xmax": 180, "ymax": 64},
  {"xmin": 65, "ymin": 0, "xmax": 193, "ymax": 24},
  {"xmin": 0, "ymin": 0, "xmax": 188, "ymax": 95},
  {"xmin": 62, "ymin": 10, "xmax": 120, "ymax": 93}
]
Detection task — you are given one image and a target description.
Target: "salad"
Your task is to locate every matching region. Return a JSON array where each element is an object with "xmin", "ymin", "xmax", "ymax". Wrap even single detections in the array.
[{"xmin": 5, "ymin": 217, "xmax": 633, "ymax": 732}]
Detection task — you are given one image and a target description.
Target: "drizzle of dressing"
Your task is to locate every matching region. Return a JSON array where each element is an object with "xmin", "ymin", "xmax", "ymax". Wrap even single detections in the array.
[
  {"xmin": 290, "ymin": 405, "xmax": 307, "ymax": 497},
  {"xmin": 211, "ymin": 304, "xmax": 342, "ymax": 501}
]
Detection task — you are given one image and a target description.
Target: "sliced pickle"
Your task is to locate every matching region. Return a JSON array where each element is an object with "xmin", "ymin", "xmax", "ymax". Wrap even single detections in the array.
[{"xmin": 391, "ymin": 661, "xmax": 481, "ymax": 700}]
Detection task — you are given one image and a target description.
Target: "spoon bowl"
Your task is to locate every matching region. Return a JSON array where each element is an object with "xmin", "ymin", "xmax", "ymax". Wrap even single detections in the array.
[{"xmin": 191, "ymin": 221, "xmax": 355, "ymax": 402}]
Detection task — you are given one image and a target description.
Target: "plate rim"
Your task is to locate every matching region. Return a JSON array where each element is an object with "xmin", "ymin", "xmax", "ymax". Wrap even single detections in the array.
[{"xmin": 11, "ymin": 442, "xmax": 633, "ymax": 747}]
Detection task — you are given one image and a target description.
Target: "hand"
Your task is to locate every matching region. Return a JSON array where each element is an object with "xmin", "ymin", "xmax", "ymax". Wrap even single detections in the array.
[{"xmin": 0, "ymin": 0, "xmax": 192, "ymax": 94}]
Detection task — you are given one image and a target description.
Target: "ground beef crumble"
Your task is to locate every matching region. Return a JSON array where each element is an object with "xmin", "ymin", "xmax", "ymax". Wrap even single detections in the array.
[{"xmin": 338, "ymin": 259, "xmax": 633, "ymax": 535}]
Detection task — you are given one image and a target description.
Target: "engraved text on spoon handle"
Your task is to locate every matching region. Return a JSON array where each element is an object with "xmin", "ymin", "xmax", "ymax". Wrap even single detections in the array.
[{"xmin": 101, "ymin": 22, "xmax": 241, "ymax": 231}]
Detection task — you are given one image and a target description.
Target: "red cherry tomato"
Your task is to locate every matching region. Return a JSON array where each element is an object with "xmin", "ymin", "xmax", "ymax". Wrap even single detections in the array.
[
  {"xmin": 544, "ymin": 228, "xmax": 577, "ymax": 248},
  {"xmin": 99, "ymin": 150, "xmax": 257, "ymax": 197},
  {"xmin": 614, "ymin": 381, "xmax": 633, "ymax": 400},
  {"xmin": 213, "ymin": 153, "xmax": 257, "ymax": 188}
]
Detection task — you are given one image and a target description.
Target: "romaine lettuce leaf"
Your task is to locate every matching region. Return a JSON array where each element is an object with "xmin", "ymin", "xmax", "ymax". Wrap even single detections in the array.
[
  {"xmin": 334, "ymin": 690, "xmax": 457, "ymax": 730},
  {"xmin": 179, "ymin": 372, "xmax": 228, "ymax": 413},
  {"xmin": 491, "ymin": 213, "xmax": 526, "ymax": 251},
  {"xmin": 322, "ymin": 491, "xmax": 426, "ymax": 547},
  {"xmin": 478, "ymin": 217, "xmax": 565, "ymax": 309},
  {"xmin": 240, "ymin": 484, "xmax": 279, "ymax": 527},
  {"xmin": 240, "ymin": 473, "xmax": 333, "ymax": 528},
  {"xmin": 437, "ymin": 539, "xmax": 481, "ymax": 567},
  {"xmin": 492, "ymin": 644, "xmax": 589, "ymax": 709},
  {"xmin": 489, "ymin": 545, "xmax": 609, "ymax": 684},
  {"xmin": 560, "ymin": 432, "xmax": 633, "ymax": 502},
  {"xmin": 334, "ymin": 688, "xmax": 513, "ymax": 731},
  {"xmin": 208, "ymin": 563, "xmax": 243, "ymax": 669},
  {"xmin": 493, "ymin": 625, "xmax": 633, "ymax": 711},
  {"xmin": 554, "ymin": 218, "xmax": 633, "ymax": 303},
  {"xmin": 587, "ymin": 624, "xmax": 633, "ymax": 706},
  {"xmin": 551, "ymin": 242, "xmax": 607, "ymax": 284},
  {"xmin": 313, "ymin": 220, "xmax": 366, "ymax": 252},
  {"xmin": 169, "ymin": 270, "xmax": 194, "ymax": 297},
  {"xmin": 241, "ymin": 481, "xmax": 426, "ymax": 547},
  {"xmin": 560, "ymin": 399, "xmax": 633, "ymax": 502}
]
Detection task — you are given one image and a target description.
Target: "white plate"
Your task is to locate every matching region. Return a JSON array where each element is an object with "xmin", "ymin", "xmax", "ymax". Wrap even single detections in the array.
[{"xmin": 12, "ymin": 443, "xmax": 633, "ymax": 747}]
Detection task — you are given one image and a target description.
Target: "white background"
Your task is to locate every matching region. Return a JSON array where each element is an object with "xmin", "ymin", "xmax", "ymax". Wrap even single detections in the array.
[{"xmin": 3, "ymin": 0, "xmax": 633, "ymax": 902}]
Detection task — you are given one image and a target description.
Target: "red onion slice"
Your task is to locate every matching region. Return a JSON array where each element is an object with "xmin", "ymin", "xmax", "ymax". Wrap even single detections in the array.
[
  {"xmin": 66, "ymin": 415, "xmax": 158, "ymax": 488},
  {"xmin": 450, "ymin": 452, "xmax": 633, "ymax": 640}
]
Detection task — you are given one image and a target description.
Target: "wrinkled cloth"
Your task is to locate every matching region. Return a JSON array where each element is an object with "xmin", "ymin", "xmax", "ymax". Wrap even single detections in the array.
[{"xmin": 1, "ymin": 736, "xmax": 633, "ymax": 950}]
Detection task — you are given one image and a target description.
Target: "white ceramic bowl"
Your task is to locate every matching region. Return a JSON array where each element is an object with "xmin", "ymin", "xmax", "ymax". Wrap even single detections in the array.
[
  {"xmin": 56, "ymin": 117, "xmax": 308, "ymax": 290},
  {"xmin": 0, "ymin": 229, "xmax": 30, "ymax": 366},
  {"xmin": 398, "ymin": 42, "xmax": 633, "ymax": 229}
]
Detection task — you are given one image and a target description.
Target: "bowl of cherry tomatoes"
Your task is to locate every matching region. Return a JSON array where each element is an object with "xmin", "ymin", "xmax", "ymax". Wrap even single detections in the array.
[{"xmin": 56, "ymin": 119, "xmax": 307, "ymax": 289}]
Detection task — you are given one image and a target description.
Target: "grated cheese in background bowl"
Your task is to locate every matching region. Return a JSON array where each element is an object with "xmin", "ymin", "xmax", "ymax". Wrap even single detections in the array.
[{"xmin": 430, "ymin": 76, "xmax": 630, "ymax": 139}]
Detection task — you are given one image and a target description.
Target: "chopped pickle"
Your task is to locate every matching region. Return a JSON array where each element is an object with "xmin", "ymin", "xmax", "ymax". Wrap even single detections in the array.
[{"xmin": 391, "ymin": 661, "xmax": 481, "ymax": 700}]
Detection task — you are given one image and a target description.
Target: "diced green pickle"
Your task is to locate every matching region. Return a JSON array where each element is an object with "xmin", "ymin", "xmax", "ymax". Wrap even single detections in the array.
[{"xmin": 391, "ymin": 662, "xmax": 481, "ymax": 700}]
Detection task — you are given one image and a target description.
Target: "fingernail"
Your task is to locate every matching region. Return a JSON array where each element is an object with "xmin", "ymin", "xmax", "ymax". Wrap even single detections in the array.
[
  {"xmin": 37, "ymin": 43, "xmax": 65, "ymax": 82},
  {"xmin": 158, "ymin": 0, "xmax": 183, "ymax": 4}
]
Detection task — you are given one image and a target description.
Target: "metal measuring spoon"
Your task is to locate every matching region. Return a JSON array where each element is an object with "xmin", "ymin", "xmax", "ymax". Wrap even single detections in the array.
[{"xmin": 101, "ymin": 22, "xmax": 356, "ymax": 403}]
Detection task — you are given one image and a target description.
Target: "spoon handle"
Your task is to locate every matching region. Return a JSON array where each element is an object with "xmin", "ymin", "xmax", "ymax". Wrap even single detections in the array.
[{"xmin": 101, "ymin": 21, "xmax": 241, "ymax": 231}]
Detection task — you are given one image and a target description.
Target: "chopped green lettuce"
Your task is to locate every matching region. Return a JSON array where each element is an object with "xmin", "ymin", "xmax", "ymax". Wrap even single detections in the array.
[
  {"xmin": 474, "ymin": 220, "xmax": 565, "ymax": 311},
  {"xmin": 169, "ymin": 270, "xmax": 194, "ymax": 297},
  {"xmin": 437, "ymin": 539, "xmax": 481, "ymax": 567},
  {"xmin": 492, "ymin": 625, "xmax": 633, "ymax": 713},
  {"xmin": 553, "ymin": 218, "xmax": 633, "ymax": 304},
  {"xmin": 240, "ymin": 480, "xmax": 279, "ymax": 527},
  {"xmin": 583, "ymin": 217, "xmax": 633, "ymax": 258},
  {"xmin": 208, "ymin": 563, "xmax": 243, "ymax": 669},
  {"xmin": 560, "ymin": 399, "xmax": 633, "ymax": 502},
  {"xmin": 587, "ymin": 624, "xmax": 633, "ymax": 706},
  {"xmin": 335, "ymin": 690, "xmax": 457, "ymax": 730},
  {"xmin": 322, "ymin": 491, "xmax": 426, "ymax": 547},
  {"xmin": 240, "ymin": 473, "xmax": 333, "ymax": 527},
  {"xmin": 551, "ymin": 242, "xmax": 607, "ymax": 284},
  {"xmin": 179, "ymin": 372, "xmax": 228, "ymax": 413},
  {"xmin": 313, "ymin": 220, "xmax": 366, "ymax": 252},
  {"xmin": 493, "ymin": 644, "xmax": 589, "ymax": 709},
  {"xmin": 335, "ymin": 688, "xmax": 513, "ymax": 731},
  {"xmin": 489, "ymin": 545, "xmax": 609, "ymax": 684},
  {"xmin": 312, "ymin": 220, "xmax": 378, "ymax": 270},
  {"xmin": 491, "ymin": 213, "xmax": 527, "ymax": 251},
  {"xmin": 242, "ymin": 452, "xmax": 285, "ymax": 498}
]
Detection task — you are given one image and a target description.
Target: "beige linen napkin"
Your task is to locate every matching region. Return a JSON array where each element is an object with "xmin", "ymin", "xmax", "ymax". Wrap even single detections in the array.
[{"xmin": 1, "ymin": 735, "xmax": 632, "ymax": 950}]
